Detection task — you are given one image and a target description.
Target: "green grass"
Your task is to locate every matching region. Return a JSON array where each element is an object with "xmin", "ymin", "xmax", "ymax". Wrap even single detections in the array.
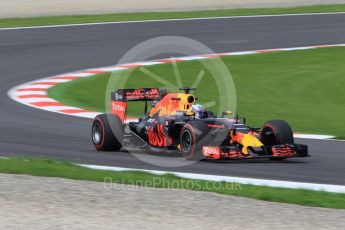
[
  {"xmin": 0, "ymin": 157, "xmax": 344, "ymax": 209},
  {"xmin": 48, "ymin": 47, "xmax": 345, "ymax": 138},
  {"xmin": 1, "ymin": 4, "xmax": 345, "ymax": 28}
]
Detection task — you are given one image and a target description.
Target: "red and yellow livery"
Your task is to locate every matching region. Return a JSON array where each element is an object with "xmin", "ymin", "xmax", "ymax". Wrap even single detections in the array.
[{"xmin": 92, "ymin": 88, "xmax": 309, "ymax": 161}]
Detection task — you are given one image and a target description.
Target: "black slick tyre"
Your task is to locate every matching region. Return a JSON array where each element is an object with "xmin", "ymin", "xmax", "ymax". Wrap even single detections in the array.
[
  {"xmin": 92, "ymin": 114, "xmax": 123, "ymax": 151},
  {"xmin": 261, "ymin": 120, "xmax": 294, "ymax": 160},
  {"xmin": 180, "ymin": 121, "xmax": 210, "ymax": 161}
]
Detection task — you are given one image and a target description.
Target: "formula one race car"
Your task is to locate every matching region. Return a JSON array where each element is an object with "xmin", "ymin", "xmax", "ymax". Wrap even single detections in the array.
[{"xmin": 91, "ymin": 87, "xmax": 309, "ymax": 161}]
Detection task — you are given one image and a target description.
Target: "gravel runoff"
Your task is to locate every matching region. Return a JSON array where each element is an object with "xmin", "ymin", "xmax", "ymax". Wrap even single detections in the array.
[
  {"xmin": 1, "ymin": 0, "xmax": 345, "ymax": 18},
  {"xmin": 0, "ymin": 173, "xmax": 344, "ymax": 229}
]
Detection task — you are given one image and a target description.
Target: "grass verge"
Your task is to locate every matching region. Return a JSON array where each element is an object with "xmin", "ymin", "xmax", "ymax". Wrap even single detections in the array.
[
  {"xmin": 0, "ymin": 157, "xmax": 344, "ymax": 209},
  {"xmin": 1, "ymin": 4, "xmax": 345, "ymax": 28},
  {"xmin": 48, "ymin": 47, "xmax": 345, "ymax": 138}
]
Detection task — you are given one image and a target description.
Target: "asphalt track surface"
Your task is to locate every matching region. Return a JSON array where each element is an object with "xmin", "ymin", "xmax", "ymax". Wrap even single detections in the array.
[{"xmin": 1, "ymin": 13, "xmax": 345, "ymax": 185}]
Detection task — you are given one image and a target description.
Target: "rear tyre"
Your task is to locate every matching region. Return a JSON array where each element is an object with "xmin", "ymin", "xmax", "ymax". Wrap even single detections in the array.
[
  {"xmin": 180, "ymin": 122, "xmax": 210, "ymax": 161},
  {"xmin": 261, "ymin": 120, "xmax": 294, "ymax": 160},
  {"xmin": 92, "ymin": 114, "xmax": 123, "ymax": 151}
]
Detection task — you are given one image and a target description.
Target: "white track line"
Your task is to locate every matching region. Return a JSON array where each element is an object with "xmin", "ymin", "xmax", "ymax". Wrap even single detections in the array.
[
  {"xmin": 1, "ymin": 12, "xmax": 345, "ymax": 31},
  {"xmin": 8, "ymin": 43, "xmax": 343, "ymax": 139},
  {"xmin": 293, "ymin": 134, "xmax": 335, "ymax": 140},
  {"xmin": 79, "ymin": 164, "xmax": 345, "ymax": 193}
]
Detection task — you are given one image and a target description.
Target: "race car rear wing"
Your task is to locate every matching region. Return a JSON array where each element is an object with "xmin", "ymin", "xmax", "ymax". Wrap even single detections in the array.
[
  {"xmin": 110, "ymin": 88, "xmax": 167, "ymax": 122},
  {"xmin": 111, "ymin": 88, "xmax": 167, "ymax": 102}
]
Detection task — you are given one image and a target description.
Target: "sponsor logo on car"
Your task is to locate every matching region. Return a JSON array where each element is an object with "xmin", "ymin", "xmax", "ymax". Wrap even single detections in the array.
[{"xmin": 202, "ymin": 146, "xmax": 221, "ymax": 155}]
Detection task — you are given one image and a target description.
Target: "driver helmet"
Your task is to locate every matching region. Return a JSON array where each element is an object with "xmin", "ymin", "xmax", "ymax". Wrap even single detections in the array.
[
  {"xmin": 151, "ymin": 99, "xmax": 159, "ymax": 107},
  {"xmin": 192, "ymin": 104, "xmax": 208, "ymax": 119}
]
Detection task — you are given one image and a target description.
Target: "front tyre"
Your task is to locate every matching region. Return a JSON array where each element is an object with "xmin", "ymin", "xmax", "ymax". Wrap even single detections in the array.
[
  {"xmin": 180, "ymin": 122, "xmax": 210, "ymax": 161},
  {"xmin": 261, "ymin": 120, "xmax": 294, "ymax": 160},
  {"xmin": 92, "ymin": 114, "xmax": 123, "ymax": 151},
  {"xmin": 261, "ymin": 120, "xmax": 294, "ymax": 145}
]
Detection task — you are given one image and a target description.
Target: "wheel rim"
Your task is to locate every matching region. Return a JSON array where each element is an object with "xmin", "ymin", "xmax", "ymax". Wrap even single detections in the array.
[
  {"xmin": 92, "ymin": 121, "xmax": 102, "ymax": 145},
  {"xmin": 181, "ymin": 130, "xmax": 193, "ymax": 152}
]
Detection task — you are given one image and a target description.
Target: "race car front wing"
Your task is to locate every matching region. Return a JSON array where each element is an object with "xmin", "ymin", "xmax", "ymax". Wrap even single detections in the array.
[{"xmin": 202, "ymin": 143, "xmax": 309, "ymax": 160}]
